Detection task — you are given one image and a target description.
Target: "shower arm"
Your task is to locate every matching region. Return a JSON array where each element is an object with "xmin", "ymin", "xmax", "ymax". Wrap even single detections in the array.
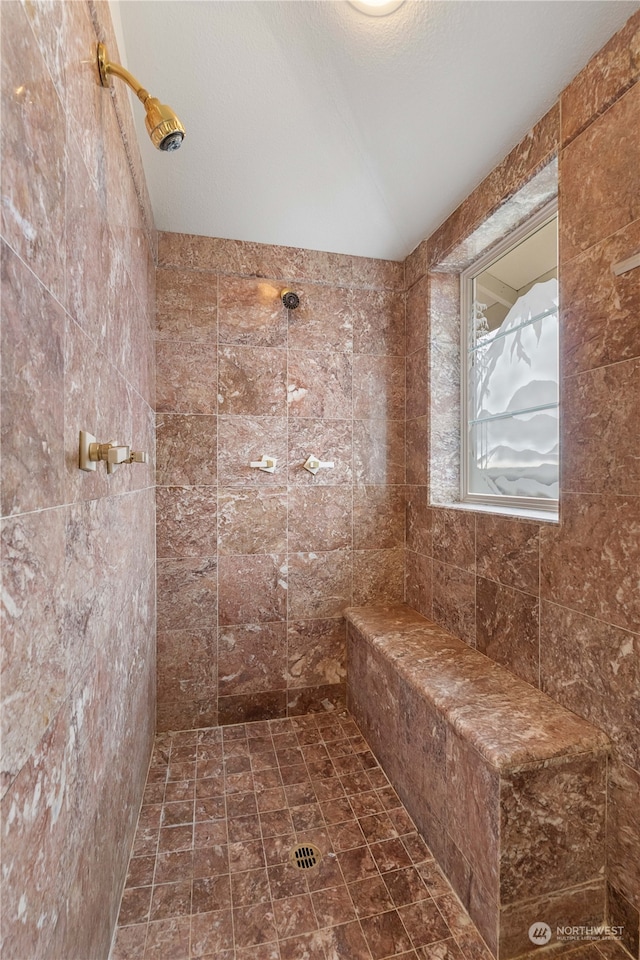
[
  {"xmin": 97, "ymin": 43, "xmax": 151, "ymax": 105},
  {"xmin": 96, "ymin": 42, "xmax": 185, "ymax": 152}
]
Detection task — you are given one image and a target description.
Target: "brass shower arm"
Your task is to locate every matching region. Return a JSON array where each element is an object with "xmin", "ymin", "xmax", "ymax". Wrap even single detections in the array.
[
  {"xmin": 98, "ymin": 44, "xmax": 150, "ymax": 105},
  {"xmin": 96, "ymin": 42, "xmax": 185, "ymax": 152}
]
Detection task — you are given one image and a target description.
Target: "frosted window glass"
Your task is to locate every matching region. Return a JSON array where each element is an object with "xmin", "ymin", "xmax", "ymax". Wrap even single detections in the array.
[{"xmin": 468, "ymin": 277, "xmax": 559, "ymax": 501}]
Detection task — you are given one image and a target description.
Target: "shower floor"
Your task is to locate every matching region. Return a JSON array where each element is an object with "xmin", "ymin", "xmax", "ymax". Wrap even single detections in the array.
[{"xmin": 111, "ymin": 710, "xmax": 492, "ymax": 960}]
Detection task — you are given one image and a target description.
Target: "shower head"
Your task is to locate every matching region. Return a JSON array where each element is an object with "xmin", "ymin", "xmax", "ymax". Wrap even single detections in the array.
[
  {"xmin": 281, "ymin": 289, "xmax": 300, "ymax": 310},
  {"xmin": 97, "ymin": 43, "xmax": 185, "ymax": 152}
]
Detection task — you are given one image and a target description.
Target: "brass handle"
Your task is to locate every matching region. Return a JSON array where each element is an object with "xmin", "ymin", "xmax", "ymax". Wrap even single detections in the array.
[{"xmin": 79, "ymin": 431, "xmax": 148, "ymax": 474}]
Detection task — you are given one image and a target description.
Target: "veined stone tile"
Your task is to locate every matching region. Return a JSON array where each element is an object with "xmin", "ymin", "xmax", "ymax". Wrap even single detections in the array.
[
  {"xmin": 156, "ymin": 267, "xmax": 216, "ymax": 341},
  {"xmin": 218, "ymin": 487, "xmax": 288, "ymax": 556},
  {"xmin": 218, "ymin": 554, "xmax": 287, "ymax": 626},
  {"xmin": 540, "ymin": 602, "xmax": 639, "ymax": 770},
  {"xmin": 218, "ymin": 345, "xmax": 287, "ymax": 417},
  {"xmin": 287, "ymin": 351, "xmax": 353, "ymax": 420}
]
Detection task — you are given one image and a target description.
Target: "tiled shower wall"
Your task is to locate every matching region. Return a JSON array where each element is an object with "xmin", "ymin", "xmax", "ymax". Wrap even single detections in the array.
[
  {"xmin": 155, "ymin": 236, "xmax": 406, "ymax": 731},
  {"xmin": 404, "ymin": 12, "xmax": 640, "ymax": 957},
  {"xmin": 1, "ymin": 2, "xmax": 156, "ymax": 958}
]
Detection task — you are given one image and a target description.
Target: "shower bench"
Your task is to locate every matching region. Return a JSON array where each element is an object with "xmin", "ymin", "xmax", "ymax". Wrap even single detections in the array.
[{"xmin": 345, "ymin": 603, "xmax": 610, "ymax": 960}]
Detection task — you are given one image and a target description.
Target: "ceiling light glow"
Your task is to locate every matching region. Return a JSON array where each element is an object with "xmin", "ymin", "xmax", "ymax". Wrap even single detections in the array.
[{"xmin": 348, "ymin": 0, "xmax": 406, "ymax": 17}]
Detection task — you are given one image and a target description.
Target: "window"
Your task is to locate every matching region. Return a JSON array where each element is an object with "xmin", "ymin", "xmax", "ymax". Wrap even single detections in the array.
[{"xmin": 460, "ymin": 201, "xmax": 558, "ymax": 515}]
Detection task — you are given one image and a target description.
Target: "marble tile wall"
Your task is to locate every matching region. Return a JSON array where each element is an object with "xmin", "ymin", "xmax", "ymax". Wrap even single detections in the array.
[
  {"xmin": 1, "ymin": 2, "xmax": 156, "ymax": 958},
  {"xmin": 404, "ymin": 11, "xmax": 640, "ymax": 957},
  {"xmin": 155, "ymin": 234, "xmax": 406, "ymax": 732}
]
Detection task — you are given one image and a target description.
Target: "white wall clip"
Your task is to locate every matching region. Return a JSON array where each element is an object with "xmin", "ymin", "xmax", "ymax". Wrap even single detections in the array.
[{"xmin": 250, "ymin": 455, "xmax": 277, "ymax": 473}]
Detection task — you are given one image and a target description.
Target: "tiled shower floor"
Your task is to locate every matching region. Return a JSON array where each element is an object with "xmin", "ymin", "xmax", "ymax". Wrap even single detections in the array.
[{"xmin": 111, "ymin": 710, "xmax": 493, "ymax": 960}]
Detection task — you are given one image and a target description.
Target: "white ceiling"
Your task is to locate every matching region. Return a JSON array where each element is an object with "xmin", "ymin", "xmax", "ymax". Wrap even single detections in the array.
[{"xmin": 112, "ymin": 0, "xmax": 639, "ymax": 262}]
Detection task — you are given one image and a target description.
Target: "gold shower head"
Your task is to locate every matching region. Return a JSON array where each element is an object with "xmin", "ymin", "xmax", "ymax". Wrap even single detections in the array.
[{"xmin": 97, "ymin": 42, "xmax": 185, "ymax": 152}]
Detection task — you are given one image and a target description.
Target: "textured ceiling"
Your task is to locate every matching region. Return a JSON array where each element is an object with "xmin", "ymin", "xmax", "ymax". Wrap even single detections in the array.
[{"xmin": 113, "ymin": 0, "xmax": 639, "ymax": 261}]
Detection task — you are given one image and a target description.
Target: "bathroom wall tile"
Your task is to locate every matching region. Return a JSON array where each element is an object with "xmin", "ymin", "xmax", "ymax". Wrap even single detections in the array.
[
  {"xmin": 287, "ymin": 284, "xmax": 353, "ymax": 353},
  {"xmin": 405, "ymin": 487, "xmax": 432, "ymax": 557},
  {"xmin": 65, "ymin": 142, "xmax": 109, "ymax": 343},
  {"xmin": 157, "ymin": 630, "xmax": 215, "ymax": 704},
  {"xmin": 475, "ymin": 515, "xmax": 540, "ymax": 596},
  {"xmin": 156, "ymin": 699, "xmax": 218, "ymax": 735},
  {"xmin": 218, "ymin": 345, "xmax": 287, "ymax": 417},
  {"xmin": 287, "ymin": 683, "xmax": 347, "ymax": 717},
  {"xmin": 441, "ymin": 841, "xmax": 498, "ymax": 958},
  {"xmin": 561, "ymin": 10, "xmax": 640, "ymax": 147},
  {"xmin": 288, "ymin": 550, "xmax": 353, "ymax": 620},
  {"xmin": 607, "ymin": 882, "xmax": 640, "ymax": 959},
  {"xmin": 218, "ymin": 487, "xmax": 288, "ymax": 556},
  {"xmin": 218, "ymin": 416, "xmax": 288, "ymax": 487},
  {"xmin": 288, "ymin": 419, "xmax": 353, "ymax": 486},
  {"xmin": 561, "ymin": 83, "xmax": 640, "ymax": 262},
  {"xmin": 405, "ymin": 417, "xmax": 428, "ymax": 487},
  {"xmin": 562, "ymin": 217, "xmax": 640, "ymax": 375},
  {"xmin": 218, "ymin": 554, "xmax": 287, "ymax": 625},
  {"xmin": 500, "ymin": 753, "xmax": 606, "ymax": 903},
  {"xmin": 286, "ymin": 619, "xmax": 347, "ymax": 689},
  {"xmin": 156, "ymin": 341, "xmax": 217, "ymax": 414},
  {"xmin": 218, "ymin": 276, "xmax": 288, "ymax": 347},
  {"xmin": 156, "ymin": 487, "xmax": 217, "ymax": 559},
  {"xmin": 406, "ymin": 348, "xmax": 429, "ymax": 421},
  {"xmin": 353, "ymin": 548, "xmax": 405, "ymax": 605},
  {"xmin": 354, "ymin": 419, "xmax": 404, "ymax": 486},
  {"xmin": 446, "ymin": 728, "xmax": 500, "ymax": 902},
  {"xmin": 540, "ymin": 602, "xmax": 639, "ymax": 770},
  {"xmin": 218, "ymin": 623, "xmax": 288, "ymax": 696},
  {"xmin": 406, "ymin": 274, "xmax": 429, "ymax": 356},
  {"xmin": 607, "ymin": 760, "xmax": 640, "ymax": 912},
  {"xmin": 64, "ymin": 315, "xmax": 134, "ymax": 504},
  {"xmin": 0, "ymin": 703, "xmax": 74, "ymax": 958},
  {"xmin": 498, "ymin": 880, "xmax": 605, "ymax": 960},
  {"xmin": 157, "ymin": 558, "xmax": 218, "ymax": 632},
  {"xmin": 0, "ymin": 508, "xmax": 66, "ymax": 793},
  {"xmin": 288, "ymin": 486, "xmax": 352, "ymax": 553},
  {"xmin": 352, "ymin": 355, "xmax": 405, "ymax": 421},
  {"xmin": 397, "ymin": 680, "xmax": 447, "ymax": 828},
  {"xmin": 156, "ymin": 268, "xmax": 217, "ymax": 341},
  {"xmin": 432, "ymin": 509, "xmax": 475, "ymax": 574},
  {"xmin": 158, "ymin": 233, "xmax": 299, "ymax": 279},
  {"xmin": 405, "ymin": 240, "xmax": 429, "ymax": 293},
  {"xmin": 1, "ymin": 3, "xmax": 156, "ymax": 957},
  {"xmin": 1, "ymin": 241, "xmax": 65, "ymax": 517},
  {"xmin": 218, "ymin": 693, "xmax": 287, "ymax": 726},
  {"xmin": 354, "ymin": 486, "xmax": 404, "ymax": 550},
  {"xmin": 562, "ymin": 359, "xmax": 640, "ymax": 496},
  {"xmin": 476, "ymin": 579, "xmax": 540, "ymax": 688},
  {"xmin": 107, "ymin": 243, "xmax": 137, "ymax": 391},
  {"xmin": 0, "ymin": 1, "xmax": 66, "ymax": 301},
  {"xmin": 405, "ymin": 551, "xmax": 433, "ymax": 620},
  {"xmin": 351, "ymin": 288, "xmax": 405, "ymax": 357},
  {"xmin": 540, "ymin": 493, "xmax": 640, "ymax": 633},
  {"xmin": 156, "ymin": 415, "xmax": 218, "ymax": 486},
  {"xmin": 351, "ymin": 256, "xmax": 404, "ymax": 292},
  {"xmin": 432, "ymin": 561, "xmax": 476, "ymax": 647},
  {"xmin": 287, "ymin": 352, "xmax": 353, "ymax": 420}
]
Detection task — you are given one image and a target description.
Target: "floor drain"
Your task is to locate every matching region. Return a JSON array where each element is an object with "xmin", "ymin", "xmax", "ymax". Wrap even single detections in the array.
[{"xmin": 289, "ymin": 843, "xmax": 322, "ymax": 870}]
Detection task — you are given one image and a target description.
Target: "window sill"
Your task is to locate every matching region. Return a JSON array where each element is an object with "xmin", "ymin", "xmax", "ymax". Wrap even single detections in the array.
[{"xmin": 434, "ymin": 500, "xmax": 559, "ymax": 524}]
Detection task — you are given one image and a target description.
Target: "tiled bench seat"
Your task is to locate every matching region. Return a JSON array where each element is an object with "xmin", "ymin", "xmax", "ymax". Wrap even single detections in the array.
[{"xmin": 345, "ymin": 603, "xmax": 611, "ymax": 960}]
